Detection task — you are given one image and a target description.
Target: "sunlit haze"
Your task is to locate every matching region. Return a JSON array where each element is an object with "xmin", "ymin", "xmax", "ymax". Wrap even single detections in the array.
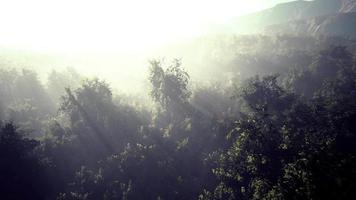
[
  {"xmin": 1, "ymin": 1, "xmax": 356, "ymax": 198},
  {"xmin": 0, "ymin": 0, "xmax": 293, "ymax": 93},
  {"xmin": 0, "ymin": 0, "xmax": 289, "ymax": 53}
]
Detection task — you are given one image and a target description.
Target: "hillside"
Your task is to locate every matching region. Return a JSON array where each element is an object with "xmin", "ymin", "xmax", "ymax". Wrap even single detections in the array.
[
  {"xmin": 265, "ymin": 12, "xmax": 356, "ymax": 37},
  {"xmin": 340, "ymin": 0, "xmax": 356, "ymax": 12},
  {"xmin": 224, "ymin": 0, "xmax": 356, "ymax": 35}
]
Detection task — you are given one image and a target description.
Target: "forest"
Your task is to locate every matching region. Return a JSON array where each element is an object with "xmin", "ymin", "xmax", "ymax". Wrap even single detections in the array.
[{"xmin": 0, "ymin": 34, "xmax": 356, "ymax": 200}]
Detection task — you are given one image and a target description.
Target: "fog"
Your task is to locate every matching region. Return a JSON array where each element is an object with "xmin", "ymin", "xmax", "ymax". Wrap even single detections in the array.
[
  {"xmin": 0, "ymin": 0, "xmax": 288, "ymax": 51},
  {"xmin": 0, "ymin": 0, "xmax": 293, "ymax": 92},
  {"xmin": 1, "ymin": 0, "xmax": 356, "ymax": 199}
]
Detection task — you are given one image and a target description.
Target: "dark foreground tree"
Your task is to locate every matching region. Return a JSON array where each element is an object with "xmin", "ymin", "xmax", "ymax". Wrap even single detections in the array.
[
  {"xmin": 201, "ymin": 72, "xmax": 356, "ymax": 199},
  {"xmin": 0, "ymin": 122, "xmax": 48, "ymax": 199}
]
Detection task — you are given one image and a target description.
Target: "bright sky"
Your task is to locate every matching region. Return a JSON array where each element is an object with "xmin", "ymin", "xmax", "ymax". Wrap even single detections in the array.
[{"xmin": 0, "ymin": 0, "xmax": 290, "ymax": 53}]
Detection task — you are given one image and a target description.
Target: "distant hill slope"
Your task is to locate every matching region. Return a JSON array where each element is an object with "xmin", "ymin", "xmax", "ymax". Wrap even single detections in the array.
[
  {"xmin": 225, "ymin": 0, "xmax": 356, "ymax": 37},
  {"xmin": 265, "ymin": 12, "xmax": 356, "ymax": 37},
  {"xmin": 340, "ymin": 0, "xmax": 356, "ymax": 12}
]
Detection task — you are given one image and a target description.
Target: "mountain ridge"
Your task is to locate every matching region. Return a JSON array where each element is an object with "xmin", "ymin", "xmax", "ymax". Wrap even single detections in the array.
[
  {"xmin": 224, "ymin": 0, "xmax": 356, "ymax": 37},
  {"xmin": 265, "ymin": 12, "xmax": 356, "ymax": 37}
]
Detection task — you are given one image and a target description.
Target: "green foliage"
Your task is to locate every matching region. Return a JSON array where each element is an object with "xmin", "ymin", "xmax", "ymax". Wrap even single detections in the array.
[
  {"xmin": 149, "ymin": 59, "xmax": 191, "ymax": 111},
  {"xmin": 1, "ymin": 36, "xmax": 356, "ymax": 200},
  {"xmin": 203, "ymin": 50, "xmax": 356, "ymax": 199}
]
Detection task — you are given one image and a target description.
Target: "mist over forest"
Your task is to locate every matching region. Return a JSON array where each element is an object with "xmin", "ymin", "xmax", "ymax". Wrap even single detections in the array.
[{"xmin": 1, "ymin": 0, "xmax": 356, "ymax": 199}]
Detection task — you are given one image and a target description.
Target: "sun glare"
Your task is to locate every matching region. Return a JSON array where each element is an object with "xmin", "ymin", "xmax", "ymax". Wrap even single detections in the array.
[{"xmin": 0, "ymin": 0, "xmax": 273, "ymax": 53}]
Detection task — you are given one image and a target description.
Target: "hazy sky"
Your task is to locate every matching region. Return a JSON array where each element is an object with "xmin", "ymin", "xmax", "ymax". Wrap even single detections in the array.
[{"xmin": 0, "ymin": 0, "xmax": 292, "ymax": 53}]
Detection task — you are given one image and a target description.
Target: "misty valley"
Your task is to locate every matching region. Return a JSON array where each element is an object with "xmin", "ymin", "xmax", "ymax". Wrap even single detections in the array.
[{"xmin": 1, "ymin": 0, "xmax": 356, "ymax": 199}]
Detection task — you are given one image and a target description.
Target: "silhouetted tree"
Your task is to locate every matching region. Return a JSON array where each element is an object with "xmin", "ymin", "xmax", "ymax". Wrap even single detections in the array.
[{"xmin": 0, "ymin": 122, "xmax": 48, "ymax": 199}]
